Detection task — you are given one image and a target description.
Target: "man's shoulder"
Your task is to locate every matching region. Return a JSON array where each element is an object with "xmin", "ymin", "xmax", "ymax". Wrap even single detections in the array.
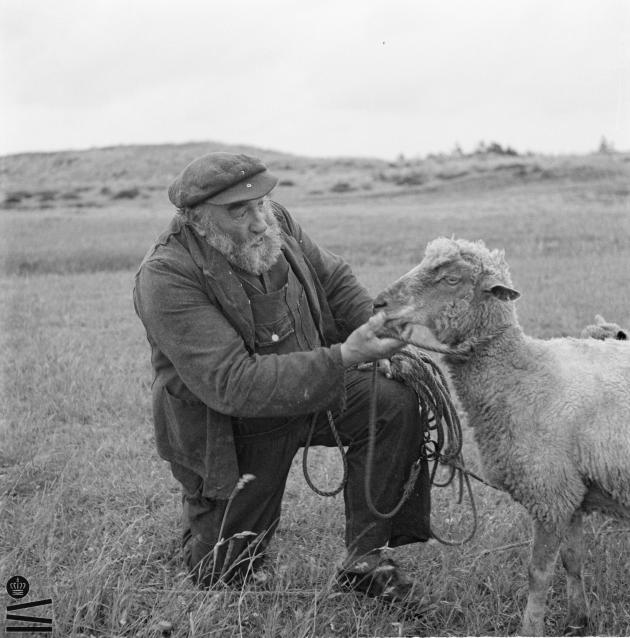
[
  {"xmin": 271, "ymin": 201, "xmax": 297, "ymax": 235},
  {"xmin": 137, "ymin": 216, "xmax": 198, "ymax": 277}
]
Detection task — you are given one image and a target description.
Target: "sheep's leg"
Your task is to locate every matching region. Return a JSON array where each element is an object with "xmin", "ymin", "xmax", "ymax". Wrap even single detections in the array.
[
  {"xmin": 560, "ymin": 511, "xmax": 588, "ymax": 635},
  {"xmin": 520, "ymin": 520, "xmax": 562, "ymax": 636}
]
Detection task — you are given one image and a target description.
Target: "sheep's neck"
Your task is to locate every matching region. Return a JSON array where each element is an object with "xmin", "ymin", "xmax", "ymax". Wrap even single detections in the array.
[
  {"xmin": 444, "ymin": 325, "xmax": 527, "ymax": 422},
  {"xmin": 443, "ymin": 322, "xmax": 516, "ymax": 363},
  {"xmin": 442, "ymin": 326, "xmax": 531, "ymax": 492}
]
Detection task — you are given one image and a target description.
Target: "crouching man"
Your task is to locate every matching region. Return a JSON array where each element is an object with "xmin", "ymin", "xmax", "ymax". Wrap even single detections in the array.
[{"xmin": 133, "ymin": 152, "xmax": 431, "ymax": 602}]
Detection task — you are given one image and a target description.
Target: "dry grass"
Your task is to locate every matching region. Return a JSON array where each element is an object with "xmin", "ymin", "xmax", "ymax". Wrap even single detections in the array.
[{"xmin": 1, "ymin": 147, "xmax": 629, "ymax": 636}]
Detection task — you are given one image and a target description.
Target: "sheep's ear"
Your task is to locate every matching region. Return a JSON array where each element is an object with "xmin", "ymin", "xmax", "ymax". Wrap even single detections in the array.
[
  {"xmin": 595, "ymin": 314, "xmax": 606, "ymax": 325},
  {"xmin": 617, "ymin": 330, "xmax": 628, "ymax": 340},
  {"xmin": 487, "ymin": 284, "xmax": 520, "ymax": 302}
]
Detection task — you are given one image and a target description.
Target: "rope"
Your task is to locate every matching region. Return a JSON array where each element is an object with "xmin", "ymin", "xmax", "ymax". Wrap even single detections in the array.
[
  {"xmin": 377, "ymin": 323, "xmax": 513, "ymax": 363},
  {"xmin": 363, "ymin": 363, "xmax": 425, "ymax": 519},
  {"xmin": 301, "ymin": 346, "xmax": 487, "ymax": 545},
  {"xmin": 370, "ymin": 348, "xmax": 480, "ymax": 545},
  {"xmin": 302, "ymin": 410, "xmax": 348, "ymax": 497}
]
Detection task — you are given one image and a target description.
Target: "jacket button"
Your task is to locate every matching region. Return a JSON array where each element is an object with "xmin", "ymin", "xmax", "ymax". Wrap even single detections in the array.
[{"xmin": 271, "ymin": 334, "xmax": 279, "ymax": 342}]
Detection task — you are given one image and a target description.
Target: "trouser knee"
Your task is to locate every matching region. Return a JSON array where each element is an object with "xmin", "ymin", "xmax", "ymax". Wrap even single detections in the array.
[{"xmin": 375, "ymin": 377, "xmax": 421, "ymax": 436}]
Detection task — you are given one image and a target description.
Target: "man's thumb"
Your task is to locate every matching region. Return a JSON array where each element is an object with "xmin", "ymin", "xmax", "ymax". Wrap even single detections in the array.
[{"xmin": 368, "ymin": 312, "xmax": 386, "ymax": 332}]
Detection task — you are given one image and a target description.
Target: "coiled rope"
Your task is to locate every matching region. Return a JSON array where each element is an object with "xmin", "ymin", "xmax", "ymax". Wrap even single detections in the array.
[
  {"xmin": 375, "ymin": 347, "xmax": 478, "ymax": 545},
  {"xmin": 302, "ymin": 346, "xmax": 482, "ymax": 546}
]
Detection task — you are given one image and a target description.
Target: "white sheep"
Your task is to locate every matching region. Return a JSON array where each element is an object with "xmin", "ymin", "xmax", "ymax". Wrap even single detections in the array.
[
  {"xmin": 373, "ymin": 237, "xmax": 630, "ymax": 636},
  {"xmin": 580, "ymin": 314, "xmax": 627, "ymax": 341}
]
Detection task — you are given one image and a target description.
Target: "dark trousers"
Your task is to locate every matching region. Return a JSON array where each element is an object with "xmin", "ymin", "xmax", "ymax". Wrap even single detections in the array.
[{"xmin": 181, "ymin": 369, "xmax": 431, "ymax": 583}]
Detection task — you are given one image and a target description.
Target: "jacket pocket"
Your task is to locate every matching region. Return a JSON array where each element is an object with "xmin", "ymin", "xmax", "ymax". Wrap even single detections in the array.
[
  {"xmin": 254, "ymin": 312, "xmax": 295, "ymax": 349},
  {"xmin": 162, "ymin": 387, "xmax": 207, "ymax": 467}
]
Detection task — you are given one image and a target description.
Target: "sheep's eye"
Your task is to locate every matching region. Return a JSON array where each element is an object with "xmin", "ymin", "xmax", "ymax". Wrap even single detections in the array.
[{"xmin": 444, "ymin": 276, "xmax": 461, "ymax": 285}]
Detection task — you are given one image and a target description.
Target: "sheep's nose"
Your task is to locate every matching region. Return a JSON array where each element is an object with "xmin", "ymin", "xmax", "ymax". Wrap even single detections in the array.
[{"xmin": 372, "ymin": 296, "xmax": 388, "ymax": 312}]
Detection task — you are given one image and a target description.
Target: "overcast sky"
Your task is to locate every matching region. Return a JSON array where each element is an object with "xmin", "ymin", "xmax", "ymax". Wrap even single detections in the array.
[{"xmin": 1, "ymin": 0, "xmax": 629, "ymax": 159}]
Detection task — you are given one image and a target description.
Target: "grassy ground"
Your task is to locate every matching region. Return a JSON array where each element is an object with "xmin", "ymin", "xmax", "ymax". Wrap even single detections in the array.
[{"xmin": 1, "ymin": 147, "xmax": 629, "ymax": 637}]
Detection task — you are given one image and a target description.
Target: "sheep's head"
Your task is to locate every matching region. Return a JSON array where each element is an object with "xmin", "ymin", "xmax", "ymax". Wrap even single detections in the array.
[
  {"xmin": 580, "ymin": 315, "xmax": 628, "ymax": 341},
  {"xmin": 374, "ymin": 237, "xmax": 520, "ymax": 346}
]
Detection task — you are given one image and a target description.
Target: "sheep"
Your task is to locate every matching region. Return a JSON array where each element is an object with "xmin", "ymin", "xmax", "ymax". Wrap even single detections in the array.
[
  {"xmin": 580, "ymin": 314, "xmax": 627, "ymax": 341},
  {"xmin": 373, "ymin": 237, "xmax": 630, "ymax": 636}
]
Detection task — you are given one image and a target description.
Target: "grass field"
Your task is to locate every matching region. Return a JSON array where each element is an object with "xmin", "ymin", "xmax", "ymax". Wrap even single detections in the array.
[{"xmin": 1, "ymin": 145, "xmax": 629, "ymax": 637}]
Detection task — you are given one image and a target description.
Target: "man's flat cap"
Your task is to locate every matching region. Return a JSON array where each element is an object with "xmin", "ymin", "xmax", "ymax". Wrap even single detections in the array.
[{"xmin": 168, "ymin": 152, "xmax": 279, "ymax": 208}]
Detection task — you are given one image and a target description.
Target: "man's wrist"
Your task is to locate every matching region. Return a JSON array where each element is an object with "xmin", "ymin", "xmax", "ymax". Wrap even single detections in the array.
[{"xmin": 340, "ymin": 343, "xmax": 361, "ymax": 368}]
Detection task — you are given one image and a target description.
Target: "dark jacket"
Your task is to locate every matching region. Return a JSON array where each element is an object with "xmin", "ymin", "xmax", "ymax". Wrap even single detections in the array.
[{"xmin": 133, "ymin": 202, "xmax": 373, "ymax": 498}]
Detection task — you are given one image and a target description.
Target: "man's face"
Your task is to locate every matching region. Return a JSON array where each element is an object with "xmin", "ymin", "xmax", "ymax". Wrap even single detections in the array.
[
  {"xmin": 207, "ymin": 196, "xmax": 271, "ymax": 245},
  {"xmin": 193, "ymin": 196, "xmax": 283, "ymax": 274}
]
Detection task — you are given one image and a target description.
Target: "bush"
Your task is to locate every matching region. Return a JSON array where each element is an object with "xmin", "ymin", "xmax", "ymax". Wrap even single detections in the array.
[
  {"xmin": 3, "ymin": 191, "xmax": 33, "ymax": 206},
  {"xmin": 474, "ymin": 141, "xmax": 519, "ymax": 156},
  {"xmin": 393, "ymin": 171, "xmax": 428, "ymax": 186},
  {"xmin": 436, "ymin": 170, "xmax": 469, "ymax": 181},
  {"xmin": 111, "ymin": 187, "xmax": 140, "ymax": 200},
  {"xmin": 330, "ymin": 181, "xmax": 356, "ymax": 193}
]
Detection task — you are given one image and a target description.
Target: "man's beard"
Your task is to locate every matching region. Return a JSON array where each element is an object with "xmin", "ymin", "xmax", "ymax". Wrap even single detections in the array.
[{"xmin": 202, "ymin": 202, "xmax": 283, "ymax": 275}]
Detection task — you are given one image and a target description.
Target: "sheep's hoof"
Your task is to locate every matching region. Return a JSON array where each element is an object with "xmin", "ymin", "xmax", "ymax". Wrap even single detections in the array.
[{"xmin": 563, "ymin": 617, "xmax": 589, "ymax": 636}]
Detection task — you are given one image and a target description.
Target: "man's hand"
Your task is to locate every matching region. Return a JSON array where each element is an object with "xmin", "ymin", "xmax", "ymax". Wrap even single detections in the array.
[{"xmin": 340, "ymin": 312, "xmax": 404, "ymax": 368}]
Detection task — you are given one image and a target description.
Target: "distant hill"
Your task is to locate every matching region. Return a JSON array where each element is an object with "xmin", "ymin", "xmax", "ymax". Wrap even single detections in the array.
[
  {"xmin": 0, "ymin": 141, "xmax": 326, "ymax": 189},
  {"xmin": 1, "ymin": 140, "xmax": 629, "ymax": 210}
]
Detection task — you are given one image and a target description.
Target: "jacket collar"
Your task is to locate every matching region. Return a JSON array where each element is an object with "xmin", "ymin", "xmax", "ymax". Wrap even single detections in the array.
[
  {"xmin": 172, "ymin": 217, "xmax": 255, "ymax": 349},
  {"xmin": 172, "ymin": 214, "xmax": 327, "ymax": 350}
]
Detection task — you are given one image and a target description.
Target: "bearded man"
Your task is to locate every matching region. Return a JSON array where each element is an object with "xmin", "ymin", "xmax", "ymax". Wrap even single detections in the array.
[{"xmin": 133, "ymin": 152, "xmax": 431, "ymax": 602}]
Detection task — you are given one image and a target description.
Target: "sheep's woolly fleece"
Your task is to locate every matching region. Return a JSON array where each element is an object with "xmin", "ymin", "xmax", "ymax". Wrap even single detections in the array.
[{"xmin": 423, "ymin": 237, "xmax": 514, "ymax": 286}]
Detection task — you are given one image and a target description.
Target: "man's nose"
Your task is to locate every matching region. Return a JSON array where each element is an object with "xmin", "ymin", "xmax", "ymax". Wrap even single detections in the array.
[{"xmin": 248, "ymin": 204, "xmax": 268, "ymax": 234}]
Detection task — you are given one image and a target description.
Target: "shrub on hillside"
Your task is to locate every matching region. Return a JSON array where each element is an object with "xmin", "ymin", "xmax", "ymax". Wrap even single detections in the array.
[
  {"xmin": 38, "ymin": 190, "xmax": 57, "ymax": 202},
  {"xmin": 330, "ymin": 181, "xmax": 356, "ymax": 193},
  {"xmin": 61, "ymin": 191, "xmax": 81, "ymax": 200},
  {"xmin": 392, "ymin": 171, "xmax": 428, "ymax": 186},
  {"xmin": 2, "ymin": 190, "xmax": 61, "ymax": 208},
  {"xmin": 3, "ymin": 191, "xmax": 34, "ymax": 206},
  {"xmin": 374, "ymin": 169, "xmax": 429, "ymax": 186},
  {"xmin": 436, "ymin": 169, "xmax": 469, "ymax": 180},
  {"xmin": 474, "ymin": 141, "xmax": 519, "ymax": 156},
  {"xmin": 111, "ymin": 187, "xmax": 141, "ymax": 200},
  {"xmin": 598, "ymin": 136, "xmax": 615, "ymax": 154}
]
